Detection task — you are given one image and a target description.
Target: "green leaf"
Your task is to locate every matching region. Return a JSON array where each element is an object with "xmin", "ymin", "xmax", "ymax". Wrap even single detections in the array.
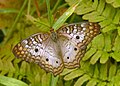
[
  {"xmin": 100, "ymin": 51, "xmax": 109, "ymax": 64},
  {"xmin": 42, "ymin": 73, "xmax": 49, "ymax": 86},
  {"xmin": 74, "ymin": 74, "xmax": 91, "ymax": 86},
  {"xmin": 0, "ymin": 75, "xmax": 28, "ymax": 86},
  {"xmin": 102, "ymin": 4, "xmax": 114, "ymax": 18},
  {"xmin": 50, "ymin": 75, "xmax": 59, "ymax": 86},
  {"xmin": 100, "ymin": 63, "xmax": 108, "ymax": 80},
  {"xmin": 117, "ymin": 27, "xmax": 120, "ymax": 36},
  {"xmin": 112, "ymin": 9, "xmax": 120, "ymax": 24},
  {"xmin": 106, "ymin": 82, "xmax": 113, "ymax": 86},
  {"xmin": 97, "ymin": 0, "xmax": 105, "ymax": 14},
  {"xmin": 102, "ymin": 24, "xmax": 117, "ymax": 33},
  {"xmin": 112, "ymin": 35, "xmax": 120, "ymax": 52},
  {"xmin": 82, "ymin": 48, "xmax": 96, "ymax": 61},
  {"xmin": 89, "ymin": 15, "xmax": 105, "ymax": 22},
  {"xmin": 64, "ymin": 69, "xmax": 84, "ymax": 80},
  {"xmin": 64, "ymin": 80, "xmax": 73, "ymax": 86},
  {"xmin": 110, "ymin": 52, "xmax": 120, "ymax": 62},
  {"xmin": 83, "ymin": 12, "xmax": 98, "ymax": 20},
  {"xmin": 91, "ymin": 34, "xmax": 104, "ymax": 50},
  {"xmin": 112, "ymin": 0, "xmax": 120, "ymax": 8},
  {"xmin": 97, "ymin": 81, "xmax": 107, "ymax": 86},
  {"xmin": 60, "ymin": 68, "xmax": 77, "ymax": 76},
  {"xmin": 93, "ymin": 64, "xmax": 99, "ymax": 78},
  {"xmin": 106, "ymin": 0, "xmax": 114, "ymax": 3},
  {"xmin": 104, "ymin": 34, "xmax": 112, "ymax": 52},
  {"xmin": 75, "ymin": 0, "xmax": 95, "ymax": 15},
  {"xmin": 92, "ymin": 0, "xmax": 98, "ymax": 9},
  {"xmin": 99, "ymin": 19, "xmax": 112, "ymax": 28},
  {"xmin": 90, "ymin": 50, "xmax": 102, "ymax": 65},
  {"xmin": 108, "ymin": 64, "xmax": 116, "ymax": 81},
  {"xmin": 86, "ymin": 79, "xmax": 98, "ymax": 86},
  {"xmin": 19, "ymin": 61, "xmax": 29, "ymax": 76}
]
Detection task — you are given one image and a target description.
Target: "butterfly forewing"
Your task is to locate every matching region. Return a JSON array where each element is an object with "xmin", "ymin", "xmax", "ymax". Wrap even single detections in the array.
[
  {"xmin": 12, "ymin": 33, "xmax": 64, "ymax": 76},
  {"xmin": 57, "ymin": 22, "xmax": 100, "ymax": 68}
]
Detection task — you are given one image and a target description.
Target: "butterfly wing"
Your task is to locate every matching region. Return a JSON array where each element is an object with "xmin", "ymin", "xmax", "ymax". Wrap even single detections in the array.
[
  {"xmin": 57, "ymin": 22, "xmax": 100, "ymax": 68},
  {"xmin": 12, "ymin": 33, "xmax": 64, "ymax": 76}
]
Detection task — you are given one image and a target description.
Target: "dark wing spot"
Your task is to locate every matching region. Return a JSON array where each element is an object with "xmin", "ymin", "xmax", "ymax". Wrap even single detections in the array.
[
  {"xmin": 76, "ymin": 36, "xmax": 79, "ymax": 39},
  {"xmin": 74, "ymin": 48, "xmax": 77, "ymax": 51},
  {"xmin": 35, "ymin": 48, "xmax": 38, "ymax": 52},
  {"xmin": 46, "ymin": 58, "xmax": 49, "ymax": 61},
  {"xmin": 67, "ymin": 57, "xmax": 69, "ymax": 59},
  {"xmin": 56, "ymin": 61, "xmax": 58, "ymax": 63}
]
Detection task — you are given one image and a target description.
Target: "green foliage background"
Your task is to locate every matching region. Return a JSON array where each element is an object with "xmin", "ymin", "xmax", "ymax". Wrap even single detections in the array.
[{"xmin": 0, "ymin": 0, "xmax": 120, "ymax": 86}]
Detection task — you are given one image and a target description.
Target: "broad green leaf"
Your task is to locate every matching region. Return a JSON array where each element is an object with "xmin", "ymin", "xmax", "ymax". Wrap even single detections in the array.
[
  {"xmin": 102, "ymin": 24, "xmax": 117, "ymax": 32},
  {"xmin": 106, "ymin": 82, "xmax": 113, "ymax": 86},
  {"xmin": 104, "ymin": 34, "xmax": 111, "ymax": 52},
  {"xmin": 110, "ymin": 52, "xmax": 120, "ymax": 62},
  {"xmin": 97, "ymin": 0, "xmax": 105, "ymax": 14},
  {"xmin": 74, "ymin": 74, "xmax": 91, "ymax": 86},
  {"xmin": 91, "ymin": 34, "xmax": 104, "ymax": 50},
  {"xmin": 89, "ymin": 16, "xmax": 105, "ymax": 22},
  {"xmin": 78, "ymin": 7, "xmax": 94, "ymax": 15},
  {"xmin": 0, "ymin": 75, "xmax": 28, "ymax": 86},
  {"xmin": 100, "ymin": 51, "xmax": 109, "ymax": 64},
  {"xmin": 108, "ymin": 64, "xmax": 116, "ymax": 81},
  {"xmin": 80, "ymin": 61, "xmax": 91, "ymax": 72},
  {"xmin": 90, "ymin": 50, "xmax": 102, "ymax": 65},
  {"xmin": 97, "ymin": 81, "xmax": 106, "ymax": 86},
  {"xmin": 112, "ymin": 35, "xmax": 120, "ymax": 52},
  {"xmin": 99, "ymin": 19, "xmax": 112, "ymax": 28},
  {"xmin": 92, "ymin": 0, "xmax": 98, "ymax": 9},
  {"xmin": 106, "ymin": 0, "xmax": 114, "ymax": 3},
  {"xmin": 0, "ymin": 59, "xmax": 3, "ymax": 71},
  {"xmin": 60, "ymin": 68, "xmax": 77, "ymax": 76},
  {"xmin": 50, "ymin": 74, "xmax": 59, "ymax": 86},
  {"xmin": 64, "ymin": 80, "xmax": 73, "ymax": 86},
  {"xmin": 75, "ymin": 0, "xmax": 95, "ymax": 15},
  {"xmin": 19, "ymin": 61, "xmax": 29, "ymax": 76},
  {"xmin": 113, "ymin": 9, "xmax": 120, "ymax": 24},
  {"xmin": 86, "ymin": 79, "xmax": 98, "ymax": 86},
  {"xmin": 42, "ymin": 73, "xmax": 48, "ymax": 86},
  {"xmin": 82, "ymin": 48, "xmax": 96, "ymax": 61},
  {"xmin": 64, "ymin": 69, "xmax": 84, "ymax": 80},
  {"xmin": 114, "ymin": 71, "xmax": 120, "ymax": 86},
  {"xmin": 34, "ymin": 73, "xmax": 41, "ymax": 86},
  {"xmin": 102, "ymin": 4, "xmax": 113, "ymax": 18},
  {"xmin": 100, "ymin": 63, "xmax": 108, "ymax": 80},
  {"xmin": 93, "ymin": 64, "xmax": 99, "ymax": 78},
  {"xmin": 113, "ymin": 0, "xmax": 120, "ymax": 8},
  {"xmin": 83, "ymin": 12, "xmax": 98, "ymax": 20},
  {"xmin": 117, "ymin": 27, "xmax": 120, "ymax": 36}
]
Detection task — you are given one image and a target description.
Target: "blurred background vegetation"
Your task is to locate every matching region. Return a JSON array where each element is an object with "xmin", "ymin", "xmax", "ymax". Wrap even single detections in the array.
[{"xmin": 0, "ymin": 0, "xmax": 120, "ymax": 86}]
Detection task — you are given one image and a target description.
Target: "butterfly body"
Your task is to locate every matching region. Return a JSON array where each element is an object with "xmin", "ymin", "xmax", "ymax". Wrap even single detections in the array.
[{"xmin": 13, "ymin": 22, "xmax": 100, "ymax": 76}]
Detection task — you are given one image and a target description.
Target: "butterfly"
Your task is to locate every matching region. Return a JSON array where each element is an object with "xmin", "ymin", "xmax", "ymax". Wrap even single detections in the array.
[{"xmin": 12, "ymin": 22, "xmax": 100, "ymax": 76}]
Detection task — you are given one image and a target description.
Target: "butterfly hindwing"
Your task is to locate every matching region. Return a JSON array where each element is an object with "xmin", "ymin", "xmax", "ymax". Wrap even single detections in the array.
[{"xmin": 58, "ymin": 36, "xmax": 86, "ymax": 68}]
